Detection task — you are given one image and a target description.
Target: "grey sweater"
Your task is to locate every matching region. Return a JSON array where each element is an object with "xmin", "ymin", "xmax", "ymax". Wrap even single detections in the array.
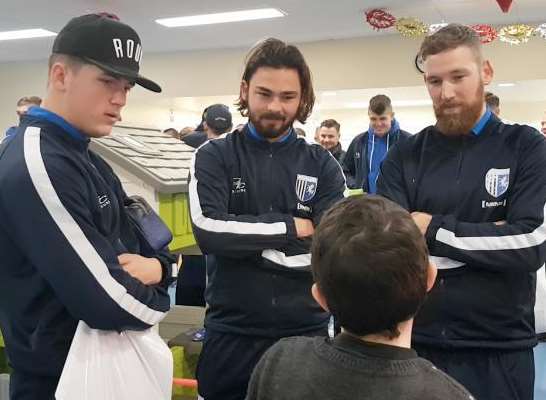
[{"xmin": 246, "ymin": 334, "xmax": 474, "ymax": 400}]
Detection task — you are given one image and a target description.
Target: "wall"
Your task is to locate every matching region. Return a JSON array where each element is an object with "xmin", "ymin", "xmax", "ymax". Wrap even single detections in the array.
[{"xmin": 1, "ymin": 33, "xmax": 545, "ymax": 136}]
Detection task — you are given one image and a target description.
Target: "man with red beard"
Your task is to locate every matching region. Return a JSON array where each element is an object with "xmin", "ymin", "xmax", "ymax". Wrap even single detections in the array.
[
  {"xmin": 377, "ymin": 24, "xmax": 546, "ymax": 400},
  {"xmin": 189, "ymin": 38, "xmax": 345, "ymax": 400}
]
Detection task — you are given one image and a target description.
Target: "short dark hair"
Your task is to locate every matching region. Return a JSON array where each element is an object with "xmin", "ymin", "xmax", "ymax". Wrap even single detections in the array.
[
  {"xmin": 419, "ymin": 23, "xmax": 482, "ymax": 63},
  {"xmin": 48, "ymin": 53, "xmax": 85, "ymax": 72},
  {"xmin": 236, "ymin": 38, "xmax": 315, "ymax": 124},
  {"xmin": 311, "ymin": 195, "xmax": 429, "ymax": 339},
  {"xmin": 319, "ymin": 119, "xmax": 340, "ymax": 133},
  {"xmin": 485, "ymin": 91, "xmax": 500, "ymax": 108},
  {"xmin": 17, "ymin": 96, "xmax": 41, "ymax": 107},
  {"xmin": 163, "ymin": 128, "xmax": 180, "ymax": 139},
  {"xmin": 369, "ymin": 94, "xmax": 392, "ymax": 115}
]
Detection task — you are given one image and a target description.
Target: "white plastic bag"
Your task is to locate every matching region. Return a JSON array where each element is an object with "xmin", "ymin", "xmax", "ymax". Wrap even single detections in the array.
[{"xmin": 55, "ymin": 321, "xmax": 173, "ymax": 400}]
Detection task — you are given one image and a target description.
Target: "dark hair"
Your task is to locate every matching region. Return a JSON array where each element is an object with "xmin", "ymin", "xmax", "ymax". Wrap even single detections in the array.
[
  {"xmin": 484, "ymin": 91, "xmax": 500, "ymax": 108},
  {"xmin": 17, "ymin": 96, "xmax": 41, "ymax": 107},
  {"xmin": 320, "ymin": 119, "xmax": 340, "ymax": 133},
  {"xmin": 419, "ymin": 23, "xmax": 482, "ymax": 63},
  {"xmin": 369, "ymin": 94, "xmax": 392, "ymax": 115},
  {"xmin": 48, "ymin": 53, "xmax": 85, "ymax": 72},
  {"xmin": 311, "ymin": 195, "xmax": 429, "ymax": 339},
  {"xmin": 163, "ymin": 128, "xmax": 180, "ymax": 139},
  {"xmin": 235, "ymin": 38, "xmax": 315, "ymax": 124}
]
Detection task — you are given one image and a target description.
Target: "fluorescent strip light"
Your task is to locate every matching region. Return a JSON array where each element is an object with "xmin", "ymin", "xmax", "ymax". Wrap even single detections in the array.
[
  {"xmin": 0, "ymin": 29, "xmax": 56, "ymax": 41},
  {"xmin": 497, "ymin": 82, "xmax": 515, "ymax": 87},
  {"xmin": 156, "ymin": 8, "xmax": 285, "ymax": 27}
]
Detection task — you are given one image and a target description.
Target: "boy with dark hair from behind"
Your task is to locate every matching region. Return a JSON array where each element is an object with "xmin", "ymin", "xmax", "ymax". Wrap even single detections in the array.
[{"xmin": 246, "ymin": 195, "xmax": 473, "ymax": 400}]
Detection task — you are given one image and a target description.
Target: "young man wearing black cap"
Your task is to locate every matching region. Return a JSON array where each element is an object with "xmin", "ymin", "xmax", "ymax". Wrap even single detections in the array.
[
  {"xmin": 0, "ymin": 14, "xmax": 175, "ymax": 400},
  {"xmin": 190, "ymin": 38, "xmax": 346, "ymax": 400}
]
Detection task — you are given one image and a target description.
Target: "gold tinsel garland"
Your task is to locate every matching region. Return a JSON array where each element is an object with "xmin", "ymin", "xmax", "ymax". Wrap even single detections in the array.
[
  {"xmin": 535, "ymin": 23, "xmax": 546, "ymax": 39},
  {"xmin": 498, "ymin": 24, "xmax": 534, "ymax": 45},
  {"xmin": 364, "ymin": 7, "xmax": 544, "ymax": 46},
  {"xmin": 395, "ymin": 17, "xmax": 428, "ymax": 38}
]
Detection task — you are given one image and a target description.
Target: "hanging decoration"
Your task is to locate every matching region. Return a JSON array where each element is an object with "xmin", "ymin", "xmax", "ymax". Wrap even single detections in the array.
[
  {"xmin": 535, "ymin": 23, "xmax": 546, "ymax": 39},
  {"xmin": 495, "ymin": 0, "xmax": 514, "ymax": 13},
  {"xmin": 362, "ymin": 6, "xmax": 542, "ymax": 46},
  {"xmin": 428, "ymin": 23, "xmax": 448, "ymax": 35},
  {"xmin": 365, "ymin": 9, "xmax": 396, "ymax": 30},
  {"xmin": 395, "ymin": 17, "xmax": 428, "ymax": 38},
  {"xmin": 498, "ymin": 24, "xmax": 534, "ymax": 45},
  {"xmin": 471, "ymin": 24, "xmax": 498, "ymax": 44}
]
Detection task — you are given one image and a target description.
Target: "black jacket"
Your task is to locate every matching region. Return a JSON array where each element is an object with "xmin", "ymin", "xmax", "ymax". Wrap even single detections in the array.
[
  {"xmin": 377, "ymin": 115, "xmax": 546, "ymax": 349},
  {"xmin": 190, "ymin": 125, "xmax": 346, "ymax": 337},
  {"xmin": 182, "ymin": 130, "xmax": 208, "ymax": 148},
  {"xmin": 0, "ymin": 108, "xmax": 174, "ymax": 380},
  {"xmin": 343, "ymin": 129, "xmax": 410, "ymax": 190},
  {"xmin": 329, "ymin": 143, "xmax": 346, "ymax": 166}
]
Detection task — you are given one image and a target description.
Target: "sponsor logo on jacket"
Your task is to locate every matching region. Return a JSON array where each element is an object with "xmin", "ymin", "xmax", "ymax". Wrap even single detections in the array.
[
  {"xmin": 97, "ymin": 194, "xmax": 111, "ymax": 209},
  {"xmin": 232, "ymin": 177, "xmax": 246, "ymax": 194}
]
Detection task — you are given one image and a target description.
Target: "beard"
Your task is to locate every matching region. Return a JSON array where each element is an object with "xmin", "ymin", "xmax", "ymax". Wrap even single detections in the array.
[
  {"xmin": 248, "ymin": 109, "xmax": 295, "ymax": 140},
  {"xmin": 434, "ymin": 84, "xmax": 485, "ymax": 137}
]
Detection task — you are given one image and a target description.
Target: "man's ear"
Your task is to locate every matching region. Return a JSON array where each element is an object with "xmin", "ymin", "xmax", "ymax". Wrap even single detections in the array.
[
  {"xmin": 48, "ymin": 62, "xmax": 70, "ymax": 92},
  {"xmin": 482, "ymin": 59, "xmax": 494, "ymax": 86},
  {"xmin": 312, "ymin": 283, "xmax": 330, "ymax": 312}
]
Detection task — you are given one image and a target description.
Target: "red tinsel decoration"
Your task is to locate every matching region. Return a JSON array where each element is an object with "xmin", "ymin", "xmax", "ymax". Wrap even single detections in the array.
[
  {"xmin": 471, "ymin": 24, "xmax": 498, "ymax": 44},
  {"xmin": 365, "ymin": 9, "xmax": 396, "ymax": 30}
]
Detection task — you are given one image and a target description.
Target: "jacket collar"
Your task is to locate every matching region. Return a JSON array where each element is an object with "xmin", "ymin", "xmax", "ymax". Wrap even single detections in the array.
[
  {"xmin": 333, "ymin": 332, "xmax": 417, "ymax": 360},
  {"xmin": 25, "ymin": 107, "xmax": 89, "ymax": 144},
  {"xmin": 244, "ymin": 122, "xmax": 296, "ymax": 148}
]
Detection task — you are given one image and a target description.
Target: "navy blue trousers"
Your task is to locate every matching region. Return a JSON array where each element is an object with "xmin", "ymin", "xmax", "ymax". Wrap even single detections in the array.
[
  {"xmin": 415, "ymin": 344, "xmax": 534, "ymax": 400},
  {"xmin": 197, "ymin": 328, "xmax": 327, "ymax": 400}
]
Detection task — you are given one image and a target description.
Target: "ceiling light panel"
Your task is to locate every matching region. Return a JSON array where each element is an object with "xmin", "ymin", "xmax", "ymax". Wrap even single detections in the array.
[
  {"xmin": 0, "ymin": 29, "xmax": 56, "ymax": 41},
  {"xmin": 156, "ymin": 8, "xmax": 285, "ymax": 27}
]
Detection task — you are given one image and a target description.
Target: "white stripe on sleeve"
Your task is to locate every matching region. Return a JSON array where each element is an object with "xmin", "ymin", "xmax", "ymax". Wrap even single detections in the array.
[
  {"xmin": 262, "ymin": 249, "xmax": 311, "ymax": 269},
  {"xmin": 429, "ymin": 256, "xmax": 465, "ymax": 270},
  {"xmin": 189, "ymin": 146, "xmax": 287, "ymax": 236},
  {"xmin": 24, "ymin": 127, "xmax": 165, "ymax": 326},
  {"xmin": 435, "ymin": 204, "xmax": 546, "ymax": 251}
]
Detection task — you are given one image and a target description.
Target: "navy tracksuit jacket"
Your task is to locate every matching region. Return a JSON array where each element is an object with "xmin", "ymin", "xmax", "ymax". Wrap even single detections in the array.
[
  {"xmin": 378, "ymin": 114, "xmax": 546, "ymax": 350},
  {"xmin": 190, "ymin": 125, "xmax": 346, "ymax": 337},
  {"xmin": 0, "ymin": 108, "xmax": 174, "ymax": 398}
]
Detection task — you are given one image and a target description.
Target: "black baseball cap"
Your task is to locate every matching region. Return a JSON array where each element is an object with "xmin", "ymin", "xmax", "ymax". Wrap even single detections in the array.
[
  {"xmin": 52, "ymin": 14, "xmax": 161, "ymax": 93},
  {"xmin": 204, "ymin": 104, "xmax": 232, "ymax": 133}
]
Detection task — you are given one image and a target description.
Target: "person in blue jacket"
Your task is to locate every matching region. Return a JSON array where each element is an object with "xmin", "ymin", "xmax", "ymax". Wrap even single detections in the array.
[
  {"xmin": 0, "ymin": 14, "xmax": 176, "ymax": 400},
  {"xmin": 190, "ymin": 38, "xmax": 346, "ymax": 400},
  {"xmin": 343, "ymin": 94, "xmax": 410, "ymax": 193},
  {"xmin": 4, "ymin": 96, "xmax": 42, "ymax": 140},
  {"xmin": 377, "ymin": 24, "xmax": 546, "ymax": 400}
]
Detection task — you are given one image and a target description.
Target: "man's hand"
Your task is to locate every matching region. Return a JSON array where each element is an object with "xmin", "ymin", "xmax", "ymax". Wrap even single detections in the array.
[
  {"xmin": 294, "ymin": 217, "xmax": 314, "ymax": 238},
  {"xmin": 118, "ymin": 253, "xmax": 162, "ymax": 285},
  {"xmin": 411, "ymin": 212, "xmax": 432, "ymax": 235}
]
